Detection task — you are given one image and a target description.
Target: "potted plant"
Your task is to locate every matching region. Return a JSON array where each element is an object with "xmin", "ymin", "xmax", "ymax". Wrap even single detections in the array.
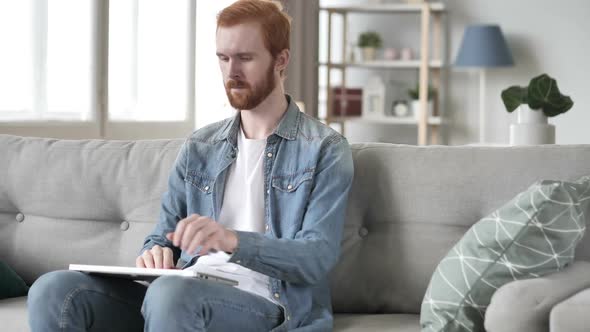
[
  {"xmin": 358, "ymin": 31, "xmax": 382, "ymax": 62},
  {"xmin": 407, "ymin": 84, "xmax": 437, "ymax": 120},
  {"xmin": 501, "ymin": 73, "xmax": 574, "ymax": 145}
]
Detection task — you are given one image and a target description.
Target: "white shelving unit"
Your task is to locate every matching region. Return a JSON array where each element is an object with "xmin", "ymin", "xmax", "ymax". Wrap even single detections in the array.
[
  {"xmin": 319, "ymin": 60, "xmax": 444, "ymax": 69},
  {"xmin": 319, "ymin": 2, "xmax": 446, "ymax": 145},
  {"xmin": 333, "ymin": 115, "xmax": 443, "ymax": 126}
]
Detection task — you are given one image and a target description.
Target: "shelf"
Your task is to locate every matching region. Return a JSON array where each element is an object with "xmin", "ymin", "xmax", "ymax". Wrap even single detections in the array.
[
  {"xmin": 330, "ymin": 116, "xmax": 442, "ymax": 126},
  {"xmin": 320, "ymin": 0, "xmax": 446, "ymax": 145},
  {"xmin": 319, "ymin": 60, "xmax": 443, "ymax": 69},
  {"xmin": 320, "ymin": 3, "xmax": 445, "ymax": 14}
]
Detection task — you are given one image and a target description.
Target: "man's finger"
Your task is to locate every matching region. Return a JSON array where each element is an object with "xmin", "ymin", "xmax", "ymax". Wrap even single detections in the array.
[
  {"xmin": 173, "ymin": 214, "xmax": 200, "ymax": 247},
  {"xmin": 163, "ymin": 247, "xmax": 174, "ymax": 269},
  {"xmin": 136, "ymin": 256, "xmax": 146, "ymax": 268},
  {"xmin": 180, "ymin": 216, "xmax": 208, "ymax": 251},
  {"xmin": 151, "ymin": 246, "xmax": 163, "ymax": 269},
  {"xmin": 142, "ymin": 251, "xmax": 155, "ymax": 269},
  {"xmin": 187, "ymin": 224, "xmax": 218, "ymax": 255}
]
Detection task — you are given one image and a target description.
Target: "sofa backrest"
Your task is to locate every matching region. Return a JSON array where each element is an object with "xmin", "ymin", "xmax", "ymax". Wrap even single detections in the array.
[
  {"xmin": 1, "ymin": 135, "xmax": 590, "ymax": 315},
  {"xmin": 0, "ymin": 135, "xmax": 183, "ymax": 286},
  {"xmin": 330, "ymin": 143, "xmax": 590, "ymax": 315}
]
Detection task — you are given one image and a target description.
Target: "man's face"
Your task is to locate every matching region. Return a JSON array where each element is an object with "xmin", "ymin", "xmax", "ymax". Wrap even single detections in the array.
[{"xmin": 216, "ymin": 22, "xmax": 277, "ymax": 110}]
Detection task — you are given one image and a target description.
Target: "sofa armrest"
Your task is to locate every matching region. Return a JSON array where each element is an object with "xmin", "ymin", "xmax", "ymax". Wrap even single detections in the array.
[
  {"xmin": 484, "ymin": 261, "xmax": 590, "ymax": 332},
  {"xmin": 550, "ymin": 287, "xmax": 590, "ymax": 332}
]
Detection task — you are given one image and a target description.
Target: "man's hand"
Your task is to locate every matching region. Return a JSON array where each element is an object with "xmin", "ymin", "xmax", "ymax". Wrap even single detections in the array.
[
  {"xmin": 166, "ymin": 214, "xmax": 238, "ymax": 256},
  {"xmin": 136, "ymin": 245, "xmax": 175, "ymax": 269}
]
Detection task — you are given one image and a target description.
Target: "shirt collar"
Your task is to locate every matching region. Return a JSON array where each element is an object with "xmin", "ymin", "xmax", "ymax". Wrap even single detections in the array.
[{"xmin": 218, "ymin": 94, "xmax": 302, "ymax": 146}]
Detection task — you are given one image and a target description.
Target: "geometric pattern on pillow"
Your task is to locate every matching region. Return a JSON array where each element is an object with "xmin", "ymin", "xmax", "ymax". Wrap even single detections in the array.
[{"xmin": 420, "ymin": 176, "xmax": 590, "ymax": 332}]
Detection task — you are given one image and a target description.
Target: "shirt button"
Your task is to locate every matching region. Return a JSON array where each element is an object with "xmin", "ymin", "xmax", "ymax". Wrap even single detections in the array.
[
  {"xmin": 204, "ymin": 186, "xmax": 210, "ymax": 191},
  {"xmin": 274, "ymin": 293, "xmax": 280, "ymax": 299},
  {"xmin": 266, "ymin": 189, "xmax": 270, "ymax": 194},
  {"xmin": 236, "ymin": 260, "xmax": 241, "ymax": 264},
  {"xmin": 267, "ymin": 152, "xmax": 273, "ymax": 158},
  {"xmin": 287, "ymin": 315, "xmax": 291, "ymax": 320},
  {"xmin": 265, "ymin": 224, "xmax": 269, "ymax": 231},
  {"xmin": 287, "ymin": 184, "xmax": 293, "ymax": 190}
]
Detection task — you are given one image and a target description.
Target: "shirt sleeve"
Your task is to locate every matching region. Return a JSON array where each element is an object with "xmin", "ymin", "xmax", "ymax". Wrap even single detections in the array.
[{"xmin": 139, "ymin": 139, "xmax": 189, "ymax": 264}]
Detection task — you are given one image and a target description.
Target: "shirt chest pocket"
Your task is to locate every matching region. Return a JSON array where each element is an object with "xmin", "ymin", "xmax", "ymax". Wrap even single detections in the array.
[
  {"xmin": 271, "ymin": 168, "xmax": 314, "ymax": 193},
  {"xmin": 185, "ymin": 171, "xmax": 215, "ymax": 219},
  {"xmin": 185, "ymin": 171, "xmax": 214, "ymax": 195}
]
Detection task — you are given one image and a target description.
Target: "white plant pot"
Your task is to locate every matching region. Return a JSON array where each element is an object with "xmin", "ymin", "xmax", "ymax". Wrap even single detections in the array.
[
  {"xmin": 361, "ymin": 47, "xmax": 377, "ymax": 62},
  {"xmin": 509, "ymin": 105, "xmax": 555, "ymax": 145},
  {"xmin": 411, "ymin": 100, "xmax": 433, "ymax": 120}
]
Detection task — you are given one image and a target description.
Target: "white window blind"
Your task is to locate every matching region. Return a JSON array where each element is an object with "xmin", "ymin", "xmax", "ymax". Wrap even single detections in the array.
[
  {"xmin": 0, "ymin": 0, "xmax": 238, "ymax": 138},
  {"xmin": 194, "ymin": 0, "xmax": 237, "ymax": 129},
  {"xmin": 109, "ymin": 0, "xmax": 189, "ymax": 122},
  {"xmin": 0, "ymin": 0, "xmax": 92, "ymax": 121}
]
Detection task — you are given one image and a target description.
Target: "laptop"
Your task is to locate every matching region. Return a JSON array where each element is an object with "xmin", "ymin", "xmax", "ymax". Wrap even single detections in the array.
[{"xmin": 69, "ymin": 264, "xmax": 239, "ymax": 287}]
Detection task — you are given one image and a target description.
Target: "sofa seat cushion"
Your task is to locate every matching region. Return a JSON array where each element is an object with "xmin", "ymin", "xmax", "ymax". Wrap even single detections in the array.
[
  {"xmin": 1, "ymin": 299, "xmax": 421, "ymax": 332},
  {"xmin": 421, "ymin": 176, "xmax": 590, "ymax": 331},
  {"xmin": 334, "ymin": 313, "xmax": 419, "ymax": 332},
  {"xmin": 0, "ymin": 296, "xmax": 28, "ymax": 332}
]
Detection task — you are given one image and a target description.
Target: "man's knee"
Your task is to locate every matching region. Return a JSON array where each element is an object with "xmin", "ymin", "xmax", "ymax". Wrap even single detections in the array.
[
  {"xmin": 28, "ymin": 270, "xmax": 87, "ymax": 306},
  {"xmin": 143, "ymin": 276, "xmax": 209, "ymax": 314},
  {"xmin": 144, "ymin": 276, "xmax": 191, "ymax": 306}
]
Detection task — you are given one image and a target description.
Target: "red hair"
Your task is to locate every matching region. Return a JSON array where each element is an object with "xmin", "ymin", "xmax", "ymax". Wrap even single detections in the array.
[{"xmin": 217, "ymin": 0, "xmax": 291, "ymax": 58}]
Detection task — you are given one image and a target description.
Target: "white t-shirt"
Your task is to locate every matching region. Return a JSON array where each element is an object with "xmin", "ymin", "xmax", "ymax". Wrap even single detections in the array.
[{"xmin": 186, "ymin": 125, "xmax": 277, "ymax": 304}]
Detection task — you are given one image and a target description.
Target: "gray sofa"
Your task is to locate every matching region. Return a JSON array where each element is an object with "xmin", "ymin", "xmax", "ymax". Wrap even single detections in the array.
[{"xmin": 2, "ymin": 134, "xmax": 590, "ymax": 332}]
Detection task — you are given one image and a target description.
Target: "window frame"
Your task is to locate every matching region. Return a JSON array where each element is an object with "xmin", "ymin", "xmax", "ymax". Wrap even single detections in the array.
[{"xmin": 0, "ymin": 0, "xmax": 196, "ymax": 140}]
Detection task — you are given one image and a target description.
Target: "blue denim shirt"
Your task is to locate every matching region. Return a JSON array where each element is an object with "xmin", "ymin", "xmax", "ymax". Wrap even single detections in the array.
[{"xmin": 141, "ymin": 95, "xmax": 354, "ymax": 331}]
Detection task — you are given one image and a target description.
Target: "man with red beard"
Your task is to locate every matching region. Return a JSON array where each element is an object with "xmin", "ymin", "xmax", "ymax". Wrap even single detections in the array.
[{"xmin": 28, "ymin": 1, "xmax": 354, "ymax": 331}]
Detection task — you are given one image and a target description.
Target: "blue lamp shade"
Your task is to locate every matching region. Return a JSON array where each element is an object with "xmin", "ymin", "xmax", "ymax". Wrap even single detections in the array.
[{"xmin": 454, "ymin": 25, "xmax": 514, "ymax": 67}]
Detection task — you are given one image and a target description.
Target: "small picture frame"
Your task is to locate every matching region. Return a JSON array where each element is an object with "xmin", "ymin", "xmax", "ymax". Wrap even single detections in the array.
[{"xmin": 362, "ymin": 76, "xmax": 385, "ymax": 120}]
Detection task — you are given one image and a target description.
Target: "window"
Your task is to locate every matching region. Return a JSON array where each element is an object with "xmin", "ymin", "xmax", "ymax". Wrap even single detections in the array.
[
  {"xmin": 0, "ymin": 0, "xmax": 235, "ymax": 139},
  {"xmin": 109, "ymin": 0, "xmax": 189, "ymax": 122},
  {"xmin": 195, "ymin": 0, "xmax": 237, "ymax": 129},
  {"xmin": 0, "ymin": 0, "xmax": 92, "ymax": 121}
]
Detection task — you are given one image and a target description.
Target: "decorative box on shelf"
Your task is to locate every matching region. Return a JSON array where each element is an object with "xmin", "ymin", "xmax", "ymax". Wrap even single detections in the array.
[{"xmin": 331, "ymin": 87, "xmax": 362, "ymax": 117}]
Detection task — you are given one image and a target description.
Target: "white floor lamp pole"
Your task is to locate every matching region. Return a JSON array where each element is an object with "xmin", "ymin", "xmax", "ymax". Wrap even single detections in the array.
[
  {"xmin": 479, "ymin": 68, "xmax": 486, "ymax": 143},
  {"xmin": 456, "ymin": 25, "xmax": 514, "ymax": 144}
]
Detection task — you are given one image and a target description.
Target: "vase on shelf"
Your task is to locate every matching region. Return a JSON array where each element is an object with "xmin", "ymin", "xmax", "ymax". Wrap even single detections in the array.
[
  {"xmin": 361, "ymin": 47, "xmax": 377, "ymax": 62},
  {"xmin": 509, "ymin": 105, "xmax": 555, "ymax": 145},
  {"xmin": 410, "ymin": 100, "xmax": 433, "ymax": 120}
]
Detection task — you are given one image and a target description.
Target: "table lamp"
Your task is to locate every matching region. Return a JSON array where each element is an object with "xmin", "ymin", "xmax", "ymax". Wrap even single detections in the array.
[{"xmin": 454, "ymin": 24, "xmax": 514, "ymax": 143}]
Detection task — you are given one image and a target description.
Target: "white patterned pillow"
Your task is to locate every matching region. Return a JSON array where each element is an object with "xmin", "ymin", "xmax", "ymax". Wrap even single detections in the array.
[{"xmin": 420, "ymin": 176, "xmax": 590, "ymax": 332}]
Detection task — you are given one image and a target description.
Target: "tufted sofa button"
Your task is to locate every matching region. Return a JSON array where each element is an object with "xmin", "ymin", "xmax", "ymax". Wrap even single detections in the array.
[
  {"xmin": 120, "ymin": 221, "xmax": 130, "ymax": 231},
  {"xmin": 358, "ymin": 227, "xmax": 369, "ymax": 237},
  {"xmin": 16, "ymin": 213, "xmax": 24, "ymax": 223}
]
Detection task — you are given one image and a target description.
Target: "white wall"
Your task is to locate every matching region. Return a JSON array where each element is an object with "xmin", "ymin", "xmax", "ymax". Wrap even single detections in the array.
[
  {"xmin": 321, "ymin": 0, "xmax": 590, "ymax": 145},
  {"xmin": 446, "ymin": 0, "xmax": 590, "ymax": 145}
]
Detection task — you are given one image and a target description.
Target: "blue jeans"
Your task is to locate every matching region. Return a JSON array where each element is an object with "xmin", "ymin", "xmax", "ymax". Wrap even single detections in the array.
[{"xmin": 27, "ymin": 270, "xmax": 283, "ymax": 331}]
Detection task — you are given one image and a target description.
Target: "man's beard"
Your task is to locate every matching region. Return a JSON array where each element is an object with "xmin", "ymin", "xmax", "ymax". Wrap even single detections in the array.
[{"xmin": 225, "ymin": 61, "xmax": 276, "ymax": 110}]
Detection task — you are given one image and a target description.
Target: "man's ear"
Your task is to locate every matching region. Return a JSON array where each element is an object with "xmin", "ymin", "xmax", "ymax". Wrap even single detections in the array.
[{"xmin": 275, "ymin": 49, "xmax": 290, "ymax": 73}]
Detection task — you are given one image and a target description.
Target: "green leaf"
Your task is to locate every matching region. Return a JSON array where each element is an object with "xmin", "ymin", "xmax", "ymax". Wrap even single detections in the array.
[
  {"xmin": 501, "ymin": 86, "xmax": 528, "ymax": 112},
  {"xmin": 358, "ymin": 31, "xmax": 382, "ymax": 48},
  {"xmin": 528, "ymin": 73, "xmax": 574, "ymax": 117},
  {"xmin": 542, "ymin": 95, "xmax": 574, "ymax": 117}
]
